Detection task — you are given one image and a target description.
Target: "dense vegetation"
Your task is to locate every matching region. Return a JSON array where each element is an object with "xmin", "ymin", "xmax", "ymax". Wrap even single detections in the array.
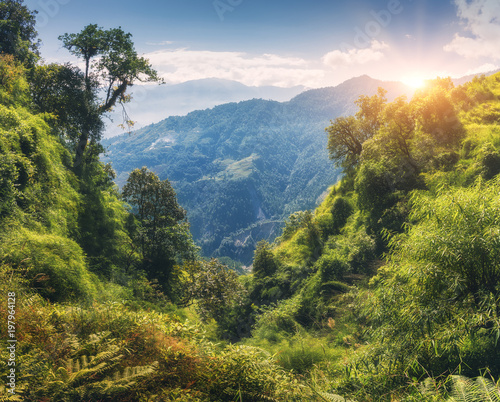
[
  {"xmin": 237, "ymin": 72, "xmax": 500, "ymax": 400},
  {"xmin": 102, "ymin": 75, "xmax": 413, "ymax": 265},
  {"xmin": 2, "ymin": 1, "xmax": 500, "ymax": 401}
]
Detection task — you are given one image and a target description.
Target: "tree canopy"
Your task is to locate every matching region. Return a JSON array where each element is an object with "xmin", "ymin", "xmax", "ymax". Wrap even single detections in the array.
[
  {"xmin": 122, "ymin": 167, "xmax": 196, "ymax": 295},
  {"xmin": 55, "ymin": 24, "xmax": 163, "ymax": 169},
  {"xmin": 326, "ymin": 87, "xmax": 387, "ymax": 168},
  {"xmin": 0, "ymin": 0, "xmax": 40, "ymax": 67}
]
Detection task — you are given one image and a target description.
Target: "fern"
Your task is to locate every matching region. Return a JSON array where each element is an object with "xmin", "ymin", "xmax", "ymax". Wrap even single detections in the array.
[
  {"xmin": 447, "ymin": 375, "xmax": 500, "ymax": 402},
  {"xmin": 33, "ymin": 333, "xmax": 158, "ymax": 401},
  {"xmin": 475, "ymin": 376, "xmax": 500, "ymax": 402},
  {"xmin": 448, "ymin": 376, "xmax": 476, "ymax": 402},
  {"xmin": 317, "ymin": 392, "xmax": 352, "ymax": 401}
]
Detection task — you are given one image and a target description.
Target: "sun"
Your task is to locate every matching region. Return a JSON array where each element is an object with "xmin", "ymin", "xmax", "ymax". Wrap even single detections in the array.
[{"xmin": 401, "ymin": 75, "xmax": 427, "ymax": 89}]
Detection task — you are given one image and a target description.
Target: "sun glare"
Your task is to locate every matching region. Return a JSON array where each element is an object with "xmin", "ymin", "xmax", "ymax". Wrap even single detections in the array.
[{"xmin": 401, "ymin": 75, "xmax": 427, "ymax": 89}]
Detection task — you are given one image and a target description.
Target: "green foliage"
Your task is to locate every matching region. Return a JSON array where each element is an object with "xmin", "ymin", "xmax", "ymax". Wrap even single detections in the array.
[
  {"xmin": 350, "ymin": 178, "xmax": 500, "ymax": 392},
  {"xmin": 330, "ymin": 196, "xmax": 354, "ymax": 233},
  {"xmin": 327, "ymin": 225, "xmax": 376, "ymax": 275},
  {"xmin": 396, "ymin": 178, "xmax": 500, "ymax": 298},
  {"xmin": 30, "ymin": 62, "xmax": 102, "ymax": 146},
  {"xmin": 277, "ymin": 338, "xmax": 329, "ymax": 375},
  {"xmin": 201, "ymin": 344, "xmax": 312, "ymax": 401},
  {"xmin": 326, "ymin": 87, "xmax": 387, "ymax": 169},
  {"xmin": 3, "ymin": 229, "xmax": 101, "ymax": 302},
  {"xmin": 253, "ymin": 240, "xmax": 278, "ymax": 278},
  {"xmin": 78, "ymin": 158, "xmax": 138, "ymax": 278},
  {"xmin": 0, "ymin": 0, "xmax": 40, "ymax": 67},
  {"xmin": 190, "ymin": 259, "xmax": 246, "ymax": 325},
  {"xmin": 277, "ymin": 210, "xmax": 311, "ymax": 243},
  {"xmin": 446, "ymin": 375, "xmax": 500, "ymax": 402},
  {"xmin": 477, "ymin": 142, "xmax": 500, "ymax": 180},
  {"xmin": 413, "ymin": 77, "xmax": 464, "ymax": 147},
  {"xmin": 0, "ymin": 54, "xmax": 29, "ymax": 106},
  {"xmin": 122, "ymin": 167, "xmax": 197, "ymax": 294},
  {"xmin": 315, "ymin": 251, "xmax": 349, "ymax": 283},
  {"xmin": 252, "ymin": 297, "xmax": 302, "ymax": 342}
]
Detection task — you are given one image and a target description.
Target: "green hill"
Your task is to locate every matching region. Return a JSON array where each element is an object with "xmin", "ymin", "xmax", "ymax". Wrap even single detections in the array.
[
  {"xmin": 239, "ymin": 72, "xmax": 500, "ymax": 401},
  {"xmin": 102, "ymin": 76, "xmax": 413, "ymax": 264},
  {"xmin": 3, "ymin": 3, "xmax": 500, "ymax": 400}
]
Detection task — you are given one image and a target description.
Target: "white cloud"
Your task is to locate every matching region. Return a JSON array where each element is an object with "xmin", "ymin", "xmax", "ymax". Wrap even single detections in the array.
[
  {"xmin": 145, "ymin": 40, "xmax": 174, "ymax": 46},
  {"xmin": 143, "ymin": 49, "xmax": 326, "ymax": 88},
  {"xmin": 322, "ymin": 40, "xmax": 389, "ymax": 68},
  {"xmin": 444, "ymin": 0, "xmax": 500, "ymax": 59},
  {"xmin": 464, "ymin": 63, "xmax": 500, "ymax": 75}
]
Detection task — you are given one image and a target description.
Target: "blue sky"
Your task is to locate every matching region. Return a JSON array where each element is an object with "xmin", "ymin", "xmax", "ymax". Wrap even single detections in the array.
[{"xmin": 25, "ymin": 0, "xmax": 500, "ymax": 88}]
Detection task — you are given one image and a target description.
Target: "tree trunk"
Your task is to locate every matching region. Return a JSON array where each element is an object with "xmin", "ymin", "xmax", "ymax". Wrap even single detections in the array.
[{"xmin": 73, "ymin": 131, "xmax": 88, "ymax": 172}]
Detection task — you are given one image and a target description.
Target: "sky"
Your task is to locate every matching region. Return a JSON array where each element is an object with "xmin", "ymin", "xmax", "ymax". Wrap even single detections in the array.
[{"xmin": 24, "ymin": 0, "xmax": 500, "ymax": 89}]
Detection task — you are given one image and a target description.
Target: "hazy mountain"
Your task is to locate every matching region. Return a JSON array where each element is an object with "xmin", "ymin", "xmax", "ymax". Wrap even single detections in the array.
[
  {"xmin": 104, "ymin": 78, "xmax": 306, "ymax": 137},
  {"xmin": 102, "ymin": 75, "xmax": 413, "ymax": 265},
  {"xmin": 451, "ymin": 68, "xmax": 500, "ymax": 87}
]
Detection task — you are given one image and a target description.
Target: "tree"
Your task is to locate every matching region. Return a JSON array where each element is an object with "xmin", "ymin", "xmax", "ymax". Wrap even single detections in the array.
[
  {"xmin": 379, "ymin": 96, "xmax": 418, "ymax": 170},
  {"xmin": 58, "ymin": 24, "xmax": 162, "ymax": 169},
  {"xmin": 412, "ymin": 77, "xmax": 464, "ymax": 147},
  {"xmin": 122, "ymin": 167, "xmax": 196, "ymax": 291},
  {"xmin": 190, "ymin": 259, "xmax": 246, "ymax": 324},
  {"xmin": 326, "ymin": 116, "xmax": 363, "ymax": 168},
  {"xmin": 30, "ymin": 63, "xmax": 102, "ymax": 147},
  {"xmin": 0, "ymin": 0, "xmax": 40, "ymax": 67},
  {"xmin": 326, "ymin": 88, "xmax": 387, "ymax": 169},
  {"xmin": 355, "ymin": 87, "xmax": 387, "ymax": 136},
  {"xmin": 0, "ymin": 53, "xmax": 29, "ymax": 106},
  {"xmin": 253, "ymin": 240, "xmax": 278, "ymax": 278}
]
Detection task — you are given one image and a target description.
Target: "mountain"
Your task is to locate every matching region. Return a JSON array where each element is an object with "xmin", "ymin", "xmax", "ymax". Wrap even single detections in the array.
[
  {"xmin": 102, "ymin": 75, "xmax": 413, "ymax": 265},
  {"xmin": 451, "ymin": 68, "xmax": 500, "ymax": 87},
  {"xmin": 104, "ymin": 78, "xmax": 306, "ymax": 137}
]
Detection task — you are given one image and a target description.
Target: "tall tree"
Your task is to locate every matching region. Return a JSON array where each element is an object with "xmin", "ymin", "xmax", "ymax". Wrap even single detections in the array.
[
  {"xmin": 30, "ymin": 63, "xmax": 103, "ymax": 148},
  {"xmin": 58, "ymin": 24, "xmax": 162, "ymax": 169},
  {"xmin": 122, "ymin": 167, "xmax": 196, "ymax": 291},
  {"xmin": 0, "ymin": 0, "xmax": 40, "ymax": 67},
  {"xmin": 326, "ymin": 88, "xmax": 387, "ymax": 169}
]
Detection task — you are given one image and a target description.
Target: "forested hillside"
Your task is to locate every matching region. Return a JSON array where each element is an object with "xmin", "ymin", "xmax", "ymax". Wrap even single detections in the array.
[
  {"xmin": 104, "ymin": 78, "xmax": 306, "ymax": 136},
  {"xmin": 2, "ymin": 1, "xmax": 500, "ymax": 401},
  {"xmin": 103, "ymin": 76, "xmax": 413, "ymax": 265},
  {"xmin": 0, "ymin": 2, "xmax": 318, "ymax": 400},
  {"xmin": 235, "ymin": 72, "xmax": 500, "ymax": 400}
]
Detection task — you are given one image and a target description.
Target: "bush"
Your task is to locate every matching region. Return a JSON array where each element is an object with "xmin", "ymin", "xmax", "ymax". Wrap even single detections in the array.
[
  {"xmin": 315, "ymin": 251, "xmax": 349, "ymax": 282},
  {"xmin": 2, "ymin": 229, "xmax": 100, "ymax": 302},
  {"xmin": 252, "ymin": 297, "xmax": 302, "ymax": 342},
  {"xmin": 354, "ymin": 178, "xmax": 500, "ymax": 383},
  {"xmin": 478, "ymin": 143, "xmax": 500, "ymax": 180},
  {"xmin": 330, "ymin": 197, "xmax": 353, "ymax": 231}
]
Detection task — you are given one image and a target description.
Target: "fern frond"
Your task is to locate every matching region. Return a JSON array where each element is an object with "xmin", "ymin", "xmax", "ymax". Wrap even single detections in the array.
[
  {"xmin": 318, "ymin": 392, "xmax": 351, "ymax": 401},
  {"xmin": 475, "ymin": 376, "xmax": 500, "ymax": 402},
  {"xmin": 449, "ymin": 376, "xmax": 476, "ymax": 402},
  {"xmin": 447, "ymin": 375, "xmax": 500, "ymax": 402}
]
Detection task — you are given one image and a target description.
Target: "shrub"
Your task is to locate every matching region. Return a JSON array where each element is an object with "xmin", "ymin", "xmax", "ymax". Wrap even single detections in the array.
[
  {"xmin": 330, "ymin": 197, "xmax": 353, "ymax": 231},
  {"xmin": 2, "ymin": 228, "xmax": 100, "ymax": 302}
]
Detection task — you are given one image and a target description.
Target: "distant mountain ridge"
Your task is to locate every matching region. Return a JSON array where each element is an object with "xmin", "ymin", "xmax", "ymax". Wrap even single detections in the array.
[
  {"xmin": 105, "ymin": 78, "xmax": 306, "ymax": 137},
  {"xmin": 102, "ymin": 75, "xmax": 414, "ymax": 264},
  {"xmin": 451, "ymin": 68, "xmax": 500, "ymax": 86}
]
